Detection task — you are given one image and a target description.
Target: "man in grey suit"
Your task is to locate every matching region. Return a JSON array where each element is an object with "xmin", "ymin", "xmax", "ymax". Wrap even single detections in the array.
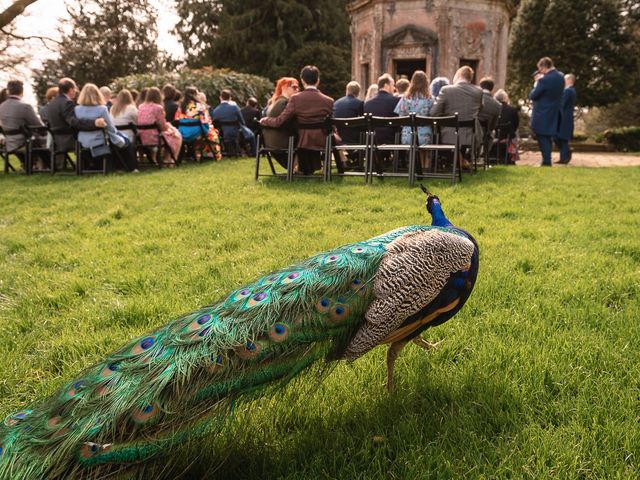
[
  {"xmin": 0, "ymin": 80, "xmax": 47, "ymax": 168},
  {"xmin": 0, "ymin": 80, "xmax": 44, "ymax": 151},
  {"xmin": 431, "ymin": 66, "xmax": 483, "ymax": 169}
]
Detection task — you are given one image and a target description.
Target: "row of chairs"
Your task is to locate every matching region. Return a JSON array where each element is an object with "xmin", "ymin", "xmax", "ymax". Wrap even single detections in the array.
[
  {"xmin": 255, "ymin": 113, "xmax": 463, "ymax": 185},
  {"xmin": 0, "ymin": 119, "xmax": 218, "ymax": 175}
]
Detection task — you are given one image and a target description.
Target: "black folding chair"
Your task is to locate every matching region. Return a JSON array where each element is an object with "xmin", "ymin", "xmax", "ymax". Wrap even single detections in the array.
[
  {"xmin": 75, "ymin": 127, "xmax": 111, "ymax": 175},
  {"xmin": 291, "ymin": 118, "xmax": 332, "ymax": 182},
  {"xmin": 48, "ymin": 127, "xmax": 79, "ymax": 174},
  {"xmin": 174, "ymin": 118, "xmax": 217, "ymax": 163},
  {"xmin": 326, "ymin": 115, "xmax": 371, "ymax": 182},
  {"xmin": 254, "ymin": 125, "xmax": 295, "ymax": 181},
  {"xmin": 413, "ymin": 114, "xmax": 461, "ymax": 185},
  {"xmin": 368, "ymin": 115, "xmax": 414, "ymax": 184},
  {"xmin": 493, "ymin": 121, "xmax": 511, "ymax": 165},
  {"xmin": 214, "ymin": 120, "xmax": 242, "ymax": 157},
  {"xmin": 457, "ymin": 118, "xmax": 480, "ymax": 174},
  {"xmin": 25, "ymin": 125, "xmax": 54, "ymax": 175},
  {"xmin": 0, "ymin": 126, "xmax": 28, "ymax": 173}
]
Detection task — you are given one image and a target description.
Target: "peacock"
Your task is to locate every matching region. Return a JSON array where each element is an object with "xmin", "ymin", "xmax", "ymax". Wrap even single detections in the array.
[{"xmin": 0, "ymin": 187, "xmax": 479, "ymax": 480}]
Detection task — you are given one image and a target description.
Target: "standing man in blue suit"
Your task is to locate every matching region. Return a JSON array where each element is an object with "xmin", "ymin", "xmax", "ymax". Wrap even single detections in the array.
[
  {"xmin": 554, "ymin": 74, "xmax": 577, "ymax": 164},
  {"xmin": 529, "ymin": 57, "xmax": 564, "ymax": 166}
]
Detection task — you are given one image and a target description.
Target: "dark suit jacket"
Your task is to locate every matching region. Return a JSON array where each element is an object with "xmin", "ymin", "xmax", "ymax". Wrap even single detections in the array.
[
  {"xmin": 261, "ymin": 88, "xmax": 333, "ymax": 150},
  {"xmin": 334, "ymin": 94, "xmax": 364, "ymax": 144},
  {"xmin": 0, "ymin": 96, "xmax": 44, "ymax": 151},
  {"xmin": 478, "ymin": 91, "xmax": 502, "ymax": 134},
  {"xmin": 364, "ymin": 91, "xmax": 400, "ymax": 144},
  {"xmin": 164, "ymin": 100, "xmax": 179, "ymax": 123},
  {"xmin": 241, "ymin": 106, "xmax": 261, "ymax": 133},
  {"xmin": 496, "ymin": 103, "xmax": 520, "ymax": 140},
  {"xmin": 529, "ymin": 69, "xmax": 565, "ymax": 136},
  {"xmin": 212, "ymin": 102, "xmax": 245, "ymax": 141},
  {"xmin": 46, "ymin": 94, "xmax": 97, "ymax": 152},
  {"xmin": 556, "ymin": 86, "xmax": 576, "ymax": 140}
]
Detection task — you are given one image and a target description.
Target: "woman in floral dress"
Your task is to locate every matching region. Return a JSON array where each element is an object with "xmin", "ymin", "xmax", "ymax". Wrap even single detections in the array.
[
  {"xmin": 394, "ymin": 70, "xmax": 434, "ymax": 171},
  {"xmin": 174, "ymin": 86, "xmax": 221, "ymax": 161}
]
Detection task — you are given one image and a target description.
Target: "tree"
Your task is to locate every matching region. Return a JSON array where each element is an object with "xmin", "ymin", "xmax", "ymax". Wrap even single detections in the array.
[
  {"xmin": 508, "ymin": 0, "xmax": 639, "ymax": 107},
  {"xmin": 175, "ymin": 0, "xmax": 352, "ymax": 99},
  {"xmin": 0, "ymin": 0, "xmax": 39, "ymax": 29},
  {"xmin": 33, "ymin": 0, "xmax": 159, "ymax": 101},
  {"xmin": 173, "ymin": 0, "xmax": 222, "ymax": 66}
]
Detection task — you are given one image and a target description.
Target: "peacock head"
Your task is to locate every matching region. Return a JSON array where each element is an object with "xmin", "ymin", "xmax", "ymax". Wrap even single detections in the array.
[{"xmin": 420, "ymin": 184, "xmax": 452, "ymax": 228}]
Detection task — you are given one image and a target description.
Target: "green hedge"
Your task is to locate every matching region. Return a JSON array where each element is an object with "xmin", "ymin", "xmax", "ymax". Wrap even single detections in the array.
[
  {"xmin": 603, "ymin": 126, "xmax": 640, "ymax": 152},
  {"xmin": 111, "ymin": 67, "xmax": 274, "ymax": 107}
]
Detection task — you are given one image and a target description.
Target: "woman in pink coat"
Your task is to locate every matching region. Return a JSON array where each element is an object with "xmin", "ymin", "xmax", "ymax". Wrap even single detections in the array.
[{"xmin": 137, "ymin": 87, "xmax": 182, "ymax": 163}]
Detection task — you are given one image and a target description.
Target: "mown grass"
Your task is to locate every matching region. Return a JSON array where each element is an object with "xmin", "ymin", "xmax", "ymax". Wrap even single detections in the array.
[{"xmin": 1, "ymin": 160, "xmax": 639, "ymax": 479}]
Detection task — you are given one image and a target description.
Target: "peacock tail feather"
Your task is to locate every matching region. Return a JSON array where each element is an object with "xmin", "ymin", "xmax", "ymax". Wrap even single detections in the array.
[{"xmin": 0, "ymin": 224, "xmax": 467, "ymax": 480}]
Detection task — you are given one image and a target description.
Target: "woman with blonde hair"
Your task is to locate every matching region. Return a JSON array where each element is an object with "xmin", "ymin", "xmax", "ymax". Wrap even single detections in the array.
[
  {"xmin": 111, "ymin": 89, "xmax": 138, "ymax": 143},
  {"xmin": 365, "ymin": 84, "xmax": 378, "ymax": 101},
  {"xmin": 262, "ymin": 76, "xmax": 299, "ymax": 168},
  {"xmin": 75, "ymin": 83, "xmax": 138, "ymax": 172},
  {"xmin": 137, "ymin": 86, "xmax": 183, "ymax": 164},
  {"xmin": 394, "ymin": 70, "xmax": 434, "ymax": 170}
]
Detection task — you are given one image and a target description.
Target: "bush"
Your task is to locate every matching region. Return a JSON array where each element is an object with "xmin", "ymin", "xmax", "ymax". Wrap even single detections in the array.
[
  {"xmin": 603, "ymin": 126, "xmax": 640, "ymax": 152},
  {"xmin": 111, "ymin": 67, "xmax": 274, "ymax": 108},
  {"xmin": 584, "ymin": 97, "xmax": 640, "ymax": 136}
]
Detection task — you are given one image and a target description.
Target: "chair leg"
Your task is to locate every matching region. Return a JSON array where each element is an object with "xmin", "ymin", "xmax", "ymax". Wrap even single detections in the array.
[{"xmin": 254, "ymin": 145, "xmax": 261, "ymax": 181}]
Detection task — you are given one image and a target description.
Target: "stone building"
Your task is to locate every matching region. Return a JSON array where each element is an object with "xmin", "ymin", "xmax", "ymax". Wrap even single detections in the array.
[{"xmin": 348, "ymin": 0, "xmax": 512, "ymax": 89}]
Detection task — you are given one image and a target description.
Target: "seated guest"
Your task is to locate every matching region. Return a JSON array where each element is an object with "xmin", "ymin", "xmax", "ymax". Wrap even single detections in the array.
[
  {"xmin": 431, "ymin": 66, "xmax": 483, "ymax": 169},
  {"xmin": 45, "ymin": 77, "xmax": 107, "ymax": 155},
  {"xmin": 162, "ymin": 84, "xmax": 180, "ymax": 123},
  {"xmin": 395, "ymin": 78, "xmax": 410, "ymax": 97},
  {"xmin": 394, "ymin": 70, "xmax": 434, "ymax": 170},
  {"xmin": 111, "ymin": 89, "xmax": 138, "ymax": 143},
  {"xmin": 137, "ymin": 87, "xmax": 182, "ymax": 163},
  {"xmin": 130, "ymin": 89, "xmax": 139, "ymax": 104},
  {"xmin": 174, "ymin": 86, "xmax": 221, "ymax": 161},
  {"xmin": 100, "ymin": 86, "xmax": 113, "ymax": 110},
  {"xmin": 260, "ymin": 65, "xmax": 334, "ymax": 175},
  {"xmin": 478, "ymin": 76, "xmax": 502, "ymax": 136},
  {"xmin": 494, "ymin": 89, "xmax": 520, "ymax": 164},
  {"xmin": 240, "ymin": 97, "xmax": 261, "ymax": 134},
  {"xmin": 429, "ymin": 76, "xmax": 450, "ymax": 98},
  {"xmin": 136, "ymin": 87, "xmax": 148, "ymax": 107},
  {"xmin": 39, "ymin": 86, "xmax": 59, "ymax": 123},
  {"xmin": 261, "ymin": 77, "xmax": 298, "ymax": 169},
  {"xmin": 0, "ymin": 79, "xmax": 48, "ymax": 169},
  {"xmin": 334, "ymin": 80, "xmax": 364, "ymax": 148},
  {"xmin": 75, "ymin": 83, "xmax": 138, "ymax": 172},
  {"xmin": 364, "ymin": 73, "xmax": 400, "ymax": 145},
  {"xmin": 0, "ymin": 88, "xmax": 7, "ymax": 105},
  {"xmin": 212, "ymin": 89, "xmax": 256, "ymax": 155},
  {"xmin": 365, "ymin": 84, "xmax": 378, "ymax": 101}
]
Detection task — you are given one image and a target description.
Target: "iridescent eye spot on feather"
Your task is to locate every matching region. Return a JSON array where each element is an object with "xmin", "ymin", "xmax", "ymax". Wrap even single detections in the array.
[
  {"xmin": 281, "ymin": 271, "xmax": 301, "ymax": 284},
  {"xmin": 185, "ymin": 313, "xmax": 217, "ymax": 335},
  {"xmin": 80, "ymin": 442, "xmax": 112, "ymax": 459},
  {"xmin": 260, "ymin": 274, "xmax": 281, "ymax": 286},
  {"xmin": 323, "ymin": 254, "xmax": 341, "ymax": 265},
  {"xmin": 316, "ymin": 298, "xmax": 331, "ymax": 313},
  {"xmin": 47, "ymin": 416, "xmax": 63, "ymax": 429},
  {"xmin": 95, "ymin": 385, "xmax": 110, "ymax": 397},
  {"xmin": 132, "ymin": 403, "xmax": 159, "ymax": 424},
  {"xmin": 207, "ymin": 354, "xmax": 224, "ymax": 373},
  {"xmin": 246, "ymin": 291, "xmax": 269, "ymax": 308},
  {"xmin": 269, "ymin": 323, "xmax": 289, "ymax": 342},
  {"xmin": 64, "ymin": 380, "xmax": 86, "ymax": 400},
  {"xmin": 131, "ymin": 336, "xmax": 156, "ymax": 355},
  {"xmin": 4, "ymin": 410, "xmax": 32, "ymax": 427},
  {"xmin": 99, "ymin": 362, "xmax": 119, "ymax": 379},
  {"xmin": 0, "ymin": 444, "xmax": 4, "ymax": 457},
  {"xmin": 232, "ymin": 289, "xmax": 252, "ymax": 302},
  {"xmin": 351, "ymin": 246, "xmax": 366, "ymax": 253},
  {"xmin": 351, "ymin": 279, "xmax": 366, "ymax": 296},
  {"xmin": 330, "ymin": 304, "xmax": 350, "ymax": 323},
  {"xmin": 236, "ymin": 341, "xmax": 262, "ymax": 360}
]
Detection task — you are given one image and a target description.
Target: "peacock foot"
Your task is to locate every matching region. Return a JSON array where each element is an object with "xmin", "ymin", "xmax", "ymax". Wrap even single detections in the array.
[{"xmin": 412, "ymin": 337, "xmax": 442, "ymax": 352}]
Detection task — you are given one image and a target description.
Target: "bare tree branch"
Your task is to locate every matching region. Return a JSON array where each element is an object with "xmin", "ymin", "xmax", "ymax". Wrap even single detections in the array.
[
  {"xmin": 0, "ymin": 26, "xmax": 61, "ymax": 46},
  {"xmin": 0, "ymin": 0, "xmax": 39, "ymax": 29}
]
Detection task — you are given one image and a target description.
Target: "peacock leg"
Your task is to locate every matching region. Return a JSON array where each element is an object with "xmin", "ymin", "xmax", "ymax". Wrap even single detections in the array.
[
  {"xmin": 412, "ymin": 336, "xmax": 442, "ymax": 352},
  {"xmin": 386, "ymin": 340, "xmax": 409, "ymax": 392}
]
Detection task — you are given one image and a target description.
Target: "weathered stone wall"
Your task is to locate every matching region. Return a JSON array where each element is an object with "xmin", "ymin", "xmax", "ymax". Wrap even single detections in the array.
[{"xmin": 348, "ymin": 0, "xmax": 510, "ymax": 90}]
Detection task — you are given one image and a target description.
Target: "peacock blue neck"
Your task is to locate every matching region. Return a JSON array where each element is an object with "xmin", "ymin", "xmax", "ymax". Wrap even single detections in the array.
[{"xmin": 430, "ymin": 200, "xmax": 453, "ymax": 228}]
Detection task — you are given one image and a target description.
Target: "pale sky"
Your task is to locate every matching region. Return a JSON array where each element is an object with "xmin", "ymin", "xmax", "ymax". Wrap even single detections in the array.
[{"xmin": 1, "ymin": 0, "xmax": 184, "ymax": 103}]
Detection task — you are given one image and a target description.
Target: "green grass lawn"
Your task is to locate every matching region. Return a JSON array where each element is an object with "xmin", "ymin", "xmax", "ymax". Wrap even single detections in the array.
[{"xmin": 1, "ymin": 160, "xmax": 639, "ymax": 479}]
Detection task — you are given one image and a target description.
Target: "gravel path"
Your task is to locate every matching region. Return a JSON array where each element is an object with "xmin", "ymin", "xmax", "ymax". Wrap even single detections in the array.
[{"xmin": 516, "ymin": 151, "xmax": 640, "ymax": 167}]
